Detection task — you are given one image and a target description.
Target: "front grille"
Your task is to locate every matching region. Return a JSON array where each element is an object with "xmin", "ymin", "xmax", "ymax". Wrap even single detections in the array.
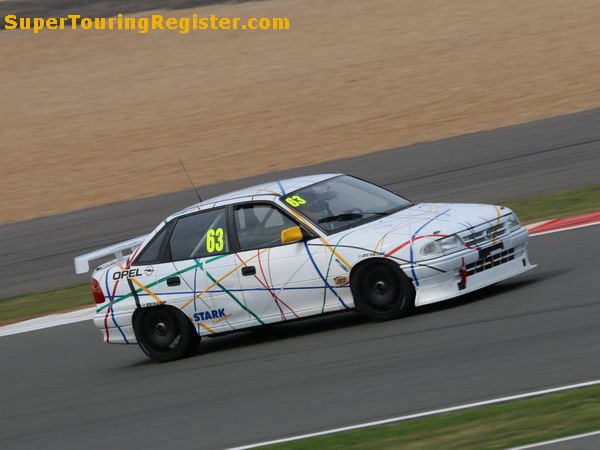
[
  {"xmin": 462, "ymin": 222, "xmax": 507, "ymax": 248},
  {"xmin": 465, "ymin": 248, "xmax": 515, "ymax": 276}
]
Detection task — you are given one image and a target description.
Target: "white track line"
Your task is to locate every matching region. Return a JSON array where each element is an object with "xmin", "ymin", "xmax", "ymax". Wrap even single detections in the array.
[
  {"xmin": 229, "ymin": 380, "xmax": 600, "ymax": 450},
  {"xmin": 1, "ymin": 218, "xmax": 599, "ymax": 338},
  {"xmin": 508, "ymin": 430, "xmax": 600, "ymax": 449},
  {"xmin": 0, "ymin": 306, "xmax": 95, "ymax": 337}
]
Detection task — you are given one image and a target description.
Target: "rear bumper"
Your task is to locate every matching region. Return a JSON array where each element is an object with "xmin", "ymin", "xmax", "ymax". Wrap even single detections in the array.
[
  {"xmin": 405, "ymin": 227, "xmax": 535, "ymax": 306},
  {"xmin": 93, "ymin": 309, "xmax": 137, "ymax": 344}
]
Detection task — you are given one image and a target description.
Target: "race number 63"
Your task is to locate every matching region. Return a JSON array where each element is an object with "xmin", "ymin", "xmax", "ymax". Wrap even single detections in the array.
[
  {"xmin": 206, "ymin": 228, "xmax": 224, "ymax": 253},
  {"xmin": 285, "ymin": 195, "xmax": 306, "ymax": 207}
]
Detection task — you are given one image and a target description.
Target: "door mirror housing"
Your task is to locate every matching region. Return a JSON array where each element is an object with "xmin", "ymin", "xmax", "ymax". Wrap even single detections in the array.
[{"xmin": 280, "ymin": 226, "xmax": 304, "ymax": 244}]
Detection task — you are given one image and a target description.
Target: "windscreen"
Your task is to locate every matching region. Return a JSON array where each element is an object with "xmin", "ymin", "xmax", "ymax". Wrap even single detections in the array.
[{"xmin": 281, "ymin": 175, "xmax": 412, "ymax": 233}]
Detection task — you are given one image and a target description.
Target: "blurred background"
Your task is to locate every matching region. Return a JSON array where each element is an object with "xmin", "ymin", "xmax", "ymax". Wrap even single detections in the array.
[{"xmin": 2, "ymin": 0, "xmax": 600, "ymax": 223}]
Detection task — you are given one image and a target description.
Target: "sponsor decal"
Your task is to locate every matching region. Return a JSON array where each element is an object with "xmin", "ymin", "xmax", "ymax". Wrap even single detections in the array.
[
  {"xmin": 358, "ymin": 251, "xmax": 386, "ymax": 258},
  {"xmin": 333, "ymin": 276, "xmax": 349, "ymax": 286},
  {"xmin": 144, "ymin": 266, "xmax": 155, "ymax": 276},
  {"xmin": 142, "ymin": 302, "xmax": 160, "ymax": 307},
  {"xmin": 112, "ymin": 268, "xmax": 142, "ymax": 280},
  {"xmin": 193, "ymin": 308, "xmax": 226, "ymax": 322}
]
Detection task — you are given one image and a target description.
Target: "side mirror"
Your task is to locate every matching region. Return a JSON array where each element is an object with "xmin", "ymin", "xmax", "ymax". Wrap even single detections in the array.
[{"xmin": 280, "ymin": 226, "xmax": 304, "ymax": 244}]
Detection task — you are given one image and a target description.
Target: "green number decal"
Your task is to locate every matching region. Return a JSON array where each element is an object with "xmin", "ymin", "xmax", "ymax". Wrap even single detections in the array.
[
  {"xmin": 206, "ymin": 227, "xmax": 224, "ymax": 253},
  {"xmin": 285, "ymin": 195, "xmax": 307, "ymax": 207}
]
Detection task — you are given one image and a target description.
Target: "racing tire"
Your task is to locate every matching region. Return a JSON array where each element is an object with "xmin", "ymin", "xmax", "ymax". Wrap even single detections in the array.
[
  {"xmin": 351, "ymin": 261, "xmax": 415, "ymax": 321},
  {"xmin": 134, "ymin": 307, "xmax": 200, "ymax": 363}
]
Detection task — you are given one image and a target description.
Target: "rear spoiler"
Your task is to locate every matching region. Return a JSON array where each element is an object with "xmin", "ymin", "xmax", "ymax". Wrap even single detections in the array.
[{"xmin": 74, "ymin": 234, "xmax": 149, "ymax": 274}]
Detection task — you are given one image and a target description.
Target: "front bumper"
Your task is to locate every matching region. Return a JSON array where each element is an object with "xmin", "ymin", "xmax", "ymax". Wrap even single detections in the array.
[{"xmin": 404, "ymin": 226, "xmax": 535, "ymax": 306}]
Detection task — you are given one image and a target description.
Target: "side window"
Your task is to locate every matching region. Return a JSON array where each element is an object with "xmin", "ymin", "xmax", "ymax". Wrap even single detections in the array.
[
  {"xmin": 134, "ymin": 222, "xmax": 173, "ymax": 265},
  {"xmin": 234, "ymin": 204, "xmax": 298, "ymax": 250},
  {"xmin": 169, "ymin": 208, "xmax": 228, "ymax": 261}
]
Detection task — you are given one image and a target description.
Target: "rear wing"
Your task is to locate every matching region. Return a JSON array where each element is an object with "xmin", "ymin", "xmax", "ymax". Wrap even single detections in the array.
[{"xmin": 74, "ymin": 235, "xmax": 149, "ymax": 274}]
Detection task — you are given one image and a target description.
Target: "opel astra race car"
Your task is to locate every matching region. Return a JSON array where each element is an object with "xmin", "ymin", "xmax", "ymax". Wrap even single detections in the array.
[{"xmin": 75, "ymin": 174, "xmax": 535, "ymax": 362}]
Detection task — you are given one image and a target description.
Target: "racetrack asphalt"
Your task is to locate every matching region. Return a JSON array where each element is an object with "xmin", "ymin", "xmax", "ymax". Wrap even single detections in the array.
[
  {"xmin": 1, "ymin": 107, "xmax": 600, "ymax": 299},
  {"xmin": 1, "ymin": 225, "xmax": 599, "ymax": 449}
]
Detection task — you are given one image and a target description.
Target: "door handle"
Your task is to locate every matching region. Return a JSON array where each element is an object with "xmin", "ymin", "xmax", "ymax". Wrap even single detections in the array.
[
  {"xmin": 241, "ymin": 266, "xmax": 256, "ymax": 276},
  {"xmin": 166, "ymin": 276, "xmax": 181, "ymax": 287}
]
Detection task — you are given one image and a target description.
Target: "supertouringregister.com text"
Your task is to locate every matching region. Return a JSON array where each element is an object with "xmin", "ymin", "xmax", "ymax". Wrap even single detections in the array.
[{"xmin": 3, "ymin": 13, "xmax": 291, "ymax": 34}]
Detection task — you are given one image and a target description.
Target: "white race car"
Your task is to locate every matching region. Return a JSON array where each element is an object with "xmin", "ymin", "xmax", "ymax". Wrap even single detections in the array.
[{"xmin": 75, "ymin": 174, "xmax": 535, "ymax": 362}]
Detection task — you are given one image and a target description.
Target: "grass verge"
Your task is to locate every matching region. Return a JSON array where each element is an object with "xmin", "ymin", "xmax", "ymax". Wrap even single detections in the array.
[
  {"xmin": 505, "ymin": 184, "xmax": 600, "ymax": 224},
  {"xmin": 0, "ymin": 284, "xmax": 91, "ymax": 325},
  {"xmin": 262, "ymin": 384, "xmax": 600, "ymax": 450},
  {"xmin": 1, "ymin": 184, "xmax": 599, "ymax": 324}
]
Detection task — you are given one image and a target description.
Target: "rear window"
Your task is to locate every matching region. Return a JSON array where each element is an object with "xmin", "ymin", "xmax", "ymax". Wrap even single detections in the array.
[{"xmin": 134, "ymin": 223, "xmax": 172, "ymax": 265}]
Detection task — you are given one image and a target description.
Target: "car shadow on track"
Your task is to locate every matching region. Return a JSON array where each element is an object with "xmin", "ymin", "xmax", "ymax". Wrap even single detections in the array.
[
  {"xmin": 191, "ymin": 269, "xmax": 568, "ymax": 356},
  {"xmin": 127, "ymin": 268, "xmax": 570, "ymax": 365},
  {"xmin": 126, "ymin": 312, "xmax": 370, "ymax": 367},
  {"xmin": 413, "ymin": 267, "xmax": 573, "ymax": 317},
  {"xmin": 194, "ymin": 312, "xmax": 370, "ymax": 357}
]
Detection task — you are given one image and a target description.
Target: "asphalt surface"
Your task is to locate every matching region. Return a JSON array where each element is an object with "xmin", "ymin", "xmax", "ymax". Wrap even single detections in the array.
[
  {"xmin": 1, "ymin": 108, "xmax": 600, "ymax": 299},
  {"xmin": 1, "ymin": 225, "xmax": 599, "ymax": 449}
]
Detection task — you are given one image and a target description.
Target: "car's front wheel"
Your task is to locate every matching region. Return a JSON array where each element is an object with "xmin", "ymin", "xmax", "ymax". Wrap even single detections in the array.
[
  {"xmin": 351, "ymin": 261, "xmax": 415, "ymax": 321},
  {"xmin": 133, "ymin": 307, "xmax": 200, "ymax": 362}
]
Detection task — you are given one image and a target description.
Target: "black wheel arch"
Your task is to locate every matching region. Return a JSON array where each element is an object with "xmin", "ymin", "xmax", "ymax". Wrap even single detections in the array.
[
  {"xmin": 132, "ymin": 304, "xmax": 196, "ymax": 330},
  {"xmin": 349, "ymin": 257, "xmax": 415, "ymax": 291}
]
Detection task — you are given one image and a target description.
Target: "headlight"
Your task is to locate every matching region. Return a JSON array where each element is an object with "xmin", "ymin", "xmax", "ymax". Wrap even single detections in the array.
[
  {"xmin": 420, "ymin": 235, "xmax": 464, "ymax": 256},
  {"xmin": 505, "ymin": 212, "xmax": 520, "ymax": 229}
]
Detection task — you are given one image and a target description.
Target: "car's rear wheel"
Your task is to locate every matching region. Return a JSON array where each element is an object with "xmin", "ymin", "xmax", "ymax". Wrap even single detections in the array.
[
  {"xmin": 133, "ymin": 307, "xmax": 200, "ymax": 362},
  {"xmin": 351, "ymin": 261, "xmax": 415, "ymax": 321}
]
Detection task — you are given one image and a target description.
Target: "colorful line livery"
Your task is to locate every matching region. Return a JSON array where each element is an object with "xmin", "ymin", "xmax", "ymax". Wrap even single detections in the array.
[{"xmin": 74, "ymin": 174, "xmax": 535, "ymax": 362}]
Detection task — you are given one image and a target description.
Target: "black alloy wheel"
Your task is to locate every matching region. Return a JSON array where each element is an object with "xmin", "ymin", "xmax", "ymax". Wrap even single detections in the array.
[
  {"xmin": 134, "ymin": 307, "xmax": 200, "ymax": 363},
  {"xmin": 351, "ymin": 262, "xmax": 415, "ymax": 321}
]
